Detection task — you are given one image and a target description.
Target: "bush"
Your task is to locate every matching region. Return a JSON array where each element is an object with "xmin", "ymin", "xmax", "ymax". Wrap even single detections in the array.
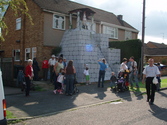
[
  {"xmin": 51, "ymin": 46, "xmax": 62, "ymax": 56},
  {"xmin": 109, "ymin": 39, "xmax": 142, "ymax": 64}
]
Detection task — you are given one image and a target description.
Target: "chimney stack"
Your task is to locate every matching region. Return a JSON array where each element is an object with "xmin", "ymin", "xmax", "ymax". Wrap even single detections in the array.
[{"xmin": 117, "ymin": 15, "xmax": 123, "ymax": 20}]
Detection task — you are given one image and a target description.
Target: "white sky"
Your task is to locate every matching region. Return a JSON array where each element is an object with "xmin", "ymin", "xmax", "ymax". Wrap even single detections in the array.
[{"xmin": 70, "ymin": 0, "xmax": 167, "ymax": 44}]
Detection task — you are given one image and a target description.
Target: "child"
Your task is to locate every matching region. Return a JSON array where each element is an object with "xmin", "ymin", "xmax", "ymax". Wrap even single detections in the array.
[
  {"xmin": 83, "ymin": 67, "xmax": 90, "ymax": 85},
  {"xmin": 110, "ymin": 72, "xmax": 117, "ymax": 90},
  {"xmin": 53, "ymin": 68, "xmax": 64, "ymax": 94},
  {"xmin": 17, "ymin": 69, "xmax": 26, "ymax": 91}
]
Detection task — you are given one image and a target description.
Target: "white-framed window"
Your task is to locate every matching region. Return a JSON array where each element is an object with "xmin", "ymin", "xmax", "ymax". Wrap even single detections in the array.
[
  {"xmin": 125, "ymin": 30, "xmax": 132, "ymax": 40},
  {"xmin": 13, "ymin": 49, "xmax": 20, "ymax": 61},
  {"xmin": 53, "ymin": 14, "xmax": 65, "ymax": 30},
  {"xmin": 103, "ymin": 25, "xmax": 118, "ymax": 39},
  {"xmin": 16, "ymin": 17, "xmax": 21, "ymax": 30},
  {"xmin": 32, "ymin": 47, "xmax": 37, "ymax": 59},
  {"xmin": 86, "ymin": 22, "xmax": 96, "ymax": 33},
  {"xmin": 25, "ymin": 48, "xmax": 31, "ymax": 61}
]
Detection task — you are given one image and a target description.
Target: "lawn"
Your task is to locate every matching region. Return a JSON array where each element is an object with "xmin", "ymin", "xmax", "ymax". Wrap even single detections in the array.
[{"xmin": 129, "ymin": 78, "xmax": 167, "ymax": 92}]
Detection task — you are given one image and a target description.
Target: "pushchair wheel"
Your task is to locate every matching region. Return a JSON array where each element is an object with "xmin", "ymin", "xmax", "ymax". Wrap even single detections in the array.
[{"xmin": 76, "ymin": 89, "xmax": 79, "ymax": 93}]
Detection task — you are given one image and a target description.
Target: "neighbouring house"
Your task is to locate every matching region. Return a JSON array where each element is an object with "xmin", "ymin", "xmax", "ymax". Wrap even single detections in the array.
[
  {"xmin": 144, "ymin": 41, "xmax": 167, "ymax": 76},
  {"xmin": 144, "ymin": 41, "xmax": 167, "ymax": 64},
  {"xmin": 1, "ymin": 0, "xmax": 138, "ymax": 82}
]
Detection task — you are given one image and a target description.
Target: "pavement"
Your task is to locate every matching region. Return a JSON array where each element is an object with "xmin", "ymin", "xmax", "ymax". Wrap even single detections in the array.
[{"xmin": 4, "ymin": 77, "xmax": 167, "ymax": 121}]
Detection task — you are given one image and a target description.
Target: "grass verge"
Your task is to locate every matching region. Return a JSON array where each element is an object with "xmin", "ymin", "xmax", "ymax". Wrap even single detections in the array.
[
  {"xmin": 129, "ymin": 78, "xmax": 167, "ymax": 93},
  {"xmin": 6, "ymin": 110, "xmax": 23, "ymax": 124}
]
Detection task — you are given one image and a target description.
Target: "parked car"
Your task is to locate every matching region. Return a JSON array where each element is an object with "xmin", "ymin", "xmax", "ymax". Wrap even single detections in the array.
[
  {"xmin": 0, "ymin": 68, "xmax": 7, "ymax": 125},
  {"xmin": 154, "ymin": 63, "xmax": 167, "ymax": 69},
  {"xmin": 144, "ymin": 63, "xmax": 167, "ymax": 69}
]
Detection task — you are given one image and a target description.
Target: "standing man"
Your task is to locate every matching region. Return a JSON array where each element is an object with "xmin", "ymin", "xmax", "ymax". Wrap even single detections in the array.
[
  {"xmin": 127, "ymin": 58, "xmax": 132, "ymax": 70},
  {"xmin": 32, "ymin": 57, "xmax": 40, "ymax": 81},
  {"xmin": 98, "ymin": 58, "xmax": 107, "ymax": 88},
  {"xmin": 142, "ymin": 58, "xmax": 160, "ymax": 105},
  {"xmin": 42, "ymin": 57, "xmax": 49, "ymax": 81},
  {"xmin": 48, "ymin": 55, "xmax": 56, "ymax": 83},
  {"xmin": 129, "ymin": 56, "xmax": 139, "ymax": 88}
]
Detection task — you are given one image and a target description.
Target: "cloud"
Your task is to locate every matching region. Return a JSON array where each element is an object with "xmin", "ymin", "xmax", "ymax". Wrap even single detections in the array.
[{"xmin": 145, "ymin": 10, "xmax": 167, "ymax": 37}]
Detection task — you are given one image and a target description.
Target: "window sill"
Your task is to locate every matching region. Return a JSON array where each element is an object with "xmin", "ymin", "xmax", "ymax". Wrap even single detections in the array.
[{"xmin": 52, "ymin": 28, "xmax": 65, "ymax": 31}]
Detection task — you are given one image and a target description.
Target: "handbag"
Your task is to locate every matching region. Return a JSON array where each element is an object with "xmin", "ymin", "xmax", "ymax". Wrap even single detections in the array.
[
  {"xmin": 152, "ymin": 77, "xmax": 158, "ymax": 84},
  {"xmin": 57, "ymin": 75, "xmax": 64, "ymax": 84}
]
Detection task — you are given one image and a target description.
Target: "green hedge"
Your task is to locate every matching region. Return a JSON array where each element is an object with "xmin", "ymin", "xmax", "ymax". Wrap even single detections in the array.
[{"xmin": 109, "ymin": 39, "xmax": 142, "ymax": 65}]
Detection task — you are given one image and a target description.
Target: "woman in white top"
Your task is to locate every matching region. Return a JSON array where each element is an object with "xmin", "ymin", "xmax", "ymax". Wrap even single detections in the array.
[{"xmin": 119, "ymin": 58, "xmax": 128, "ymax": 77}]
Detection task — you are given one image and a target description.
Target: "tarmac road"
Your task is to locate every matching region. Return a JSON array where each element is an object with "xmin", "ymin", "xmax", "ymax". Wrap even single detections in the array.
[
  {"xmin": 6, "ymin": 82, "xmax": 137, "ymax": 118},
  {"xmin": 12, "ymin": 89, "xmax": 167, "ymax": 125}
]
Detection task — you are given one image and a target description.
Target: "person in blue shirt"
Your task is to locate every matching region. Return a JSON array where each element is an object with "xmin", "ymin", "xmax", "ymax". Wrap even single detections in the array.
[{"xmin": 98, "ymin": 58, "xmax": 107, "ymax": 88}]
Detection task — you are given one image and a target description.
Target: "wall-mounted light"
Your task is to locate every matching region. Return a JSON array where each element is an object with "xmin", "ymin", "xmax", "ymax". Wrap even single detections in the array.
[{"xmin": 16, "ymin": 40, "xmax": 20, "ymax": 43}]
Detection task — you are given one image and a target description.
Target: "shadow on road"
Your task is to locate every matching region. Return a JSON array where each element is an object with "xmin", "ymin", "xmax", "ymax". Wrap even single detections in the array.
[
  {"xmin": 149, "ymin": 104, "xmax": 167, "ymax": 122},
  {"xmin": 157, "ymin": 90, "xmax": 167, "ymax": 98}
]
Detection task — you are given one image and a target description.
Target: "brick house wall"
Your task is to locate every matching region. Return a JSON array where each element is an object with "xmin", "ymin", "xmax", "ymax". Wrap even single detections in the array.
[{"xmin": 2, "ymin": 0, "xmax": 45, "ymax": 77}]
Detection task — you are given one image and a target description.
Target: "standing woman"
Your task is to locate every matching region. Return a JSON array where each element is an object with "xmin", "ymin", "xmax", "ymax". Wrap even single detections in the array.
[
  {"xmin": 119, "ymin": 58, "xmax": 128, "ymax": 77},
  {"xmin": 25, "ymin": 59, "xmax": 34, "ymax": 97},
  {"xmin": 97, "ymin": 58, "xmax": 107, "ymax": 88},
  {"xmin": 65, "ymin": 60, "xmax": 76, "ymax": 96},
  {"xmin": 53, "ymin": 57, "xmax": 64, "ymax": 94}
]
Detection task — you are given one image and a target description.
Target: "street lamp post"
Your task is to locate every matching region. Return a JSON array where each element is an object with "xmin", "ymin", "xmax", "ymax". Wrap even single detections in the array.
[{"xmin": 140, "ymin": 0, "xmax": 146, "ymax": 77}]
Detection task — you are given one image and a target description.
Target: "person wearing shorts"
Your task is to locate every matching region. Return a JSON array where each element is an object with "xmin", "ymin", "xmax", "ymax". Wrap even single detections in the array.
[{"xmin": 83, "ymin": 67, "xmax": 90, "ymax": 85}]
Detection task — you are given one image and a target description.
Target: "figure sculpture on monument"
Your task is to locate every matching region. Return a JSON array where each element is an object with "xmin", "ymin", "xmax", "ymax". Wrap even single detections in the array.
[{"xmin": 82, "ymin": 11, "xmax": 88, "ymax": 29}]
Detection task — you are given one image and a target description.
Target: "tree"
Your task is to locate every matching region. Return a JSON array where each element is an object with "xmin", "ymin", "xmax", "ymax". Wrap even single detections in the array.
[{"xmin": 0, "ymin": 0, "xmax": 33, "ymax": 41}]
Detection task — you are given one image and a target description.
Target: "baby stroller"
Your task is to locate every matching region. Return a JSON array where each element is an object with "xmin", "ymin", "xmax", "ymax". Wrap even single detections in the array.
[
  {"xmin": 73, "ymin": 74, "xmax": 79, "ymax": 94},
  {"xmin": 116, "ymin": 72, "xmax": 129, "ymax": 92},
  {"xmin": 116, "ymin": 77, "xmax": 126, "ymax": 92}
]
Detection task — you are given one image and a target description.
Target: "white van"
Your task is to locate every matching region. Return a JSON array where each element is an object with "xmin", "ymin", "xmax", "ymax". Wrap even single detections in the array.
[{"xmin": 0, "ymin": 69, "xmax": 7, "ymax": 125}]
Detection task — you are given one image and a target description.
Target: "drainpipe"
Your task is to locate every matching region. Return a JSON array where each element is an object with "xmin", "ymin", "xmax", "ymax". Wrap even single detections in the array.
[{"xmin": 21, "ymin": 10, "xmax": 26, "ymax": 66}]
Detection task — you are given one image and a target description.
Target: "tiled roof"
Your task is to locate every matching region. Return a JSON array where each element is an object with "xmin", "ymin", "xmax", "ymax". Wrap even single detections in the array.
[
  {"xmin": 147, "ymin": 41, "xmax": 167, "ymax": 48},
  {"xmin": 33, "ymin": 0, "xmax": 137, "ymax": 31},
  {"xmin": 144, "ymin": 48, "xmax": 167, "ymax": 55},
  {"xmin": 144, "ymin": 42, "xmax": 167, "ymax": 55}
]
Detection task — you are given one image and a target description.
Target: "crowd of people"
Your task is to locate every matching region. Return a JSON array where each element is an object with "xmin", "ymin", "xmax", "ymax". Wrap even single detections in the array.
[
  {"xmin": 19, "ymin": 55, "xmax": 77, "ymax": 96},
  {"xmin": 17, "ymin": 55, "xmax": 162, "ymax": 105}
]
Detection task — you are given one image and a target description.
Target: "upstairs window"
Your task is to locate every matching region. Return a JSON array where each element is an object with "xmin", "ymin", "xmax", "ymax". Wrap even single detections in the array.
[
  {"xmin": 125, "ymin": 31, "xmax": 132, "ymax": 40},
  {"xmin": 86, "ymin": 22, "xmax": 96, "ymax": 33},
  {"xmin": 16, "ymin": 17, "xmax": 21, "ymax": 30},
  {"xmin": 53, "ymin": 14, "xmax": 65, "ymax": 30},
  {"xmin": 103, "ymin": 26, "xmax": 118, "ymax": 39}
]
